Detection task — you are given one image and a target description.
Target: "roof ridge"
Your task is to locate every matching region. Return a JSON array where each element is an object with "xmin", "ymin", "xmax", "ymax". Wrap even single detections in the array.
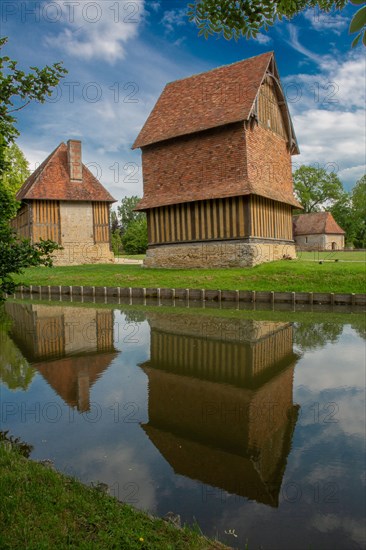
[
  {"xmin": 165, "ymin": 51, "xmax": 273, "ymax": 86},
  {"xmin": 16, "ymin": 143, "xmax": 65, "ymax": 200},
  {"xmin": 16, "ymin": 141, "xmax": 116, "ymax": 203}
]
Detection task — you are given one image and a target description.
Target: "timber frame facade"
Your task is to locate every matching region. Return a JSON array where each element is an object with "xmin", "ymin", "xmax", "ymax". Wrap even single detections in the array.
[
  {"xmin": 147, "ymin": 196, "xmax": 293, "ymax": 246},
  {"xmin": 12, "ymin": 140, "xmax": 116, "ymax": 265},
  {"xmin": 133, "ymin": 52, "xmax": 301, "ymax": 268}
]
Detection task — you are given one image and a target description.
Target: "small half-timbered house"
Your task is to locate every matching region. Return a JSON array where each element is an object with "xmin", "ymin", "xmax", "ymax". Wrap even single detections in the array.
[
  {"xmin": 133, "ymin": 51, "xmax": 301, "ymax": 267},
  {"xmin": 12, "ymin": 140, "xmax": 115, "ymax": 265}
]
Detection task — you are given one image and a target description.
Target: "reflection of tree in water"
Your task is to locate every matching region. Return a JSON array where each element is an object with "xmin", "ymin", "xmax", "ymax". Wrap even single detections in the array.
[
  {"xmin": 0, "ymin": 309, "xmax": 35, "ymax": 391},
  {"xmin": 349, "ymin": 318, "xmax": 366, "ymax": 341},
  {"xmin": 294, "ymin": 322, "xmax": 343, "ymax": 352},
  {"xmin": 123, "ymin": 309, "xmax": 146, "ymax": 324}
]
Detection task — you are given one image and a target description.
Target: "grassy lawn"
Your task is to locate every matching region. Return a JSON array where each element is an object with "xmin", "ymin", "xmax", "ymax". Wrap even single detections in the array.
[
  {"xmin": 14, "ymin": 258, "xmax": 366, "ymax": 293},
  {"xmin": 0, "ymin": 442, "xmax": 226, "ymax": 550},
  {"xmin": 299, "ymin": 250, "xmax": 366, "ymax": 262}
]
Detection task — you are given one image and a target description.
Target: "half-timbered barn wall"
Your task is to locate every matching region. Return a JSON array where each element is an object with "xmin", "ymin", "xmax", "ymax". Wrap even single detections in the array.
[
  {"xmin": 250, "ymin": 196, "xmax": 292, "ymax": 240},
  {"xmin": 147, "ymin": 196, "xmax": 293, "ymax": 246},
  {"xmin": 93, "ymin": 202, "xmax": 110, "ymax": 243},
  {"xmin": 10, "ymin": 204, "xmax": 31, "ymax": 239},
  {"xmin": 32, "ymin": 200, "xmax": 61, "ymax": 243}
]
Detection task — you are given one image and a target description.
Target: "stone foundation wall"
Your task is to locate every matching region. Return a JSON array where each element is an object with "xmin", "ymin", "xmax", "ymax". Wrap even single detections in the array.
[
  {"xmin": 52, "ymin": 243, "xmax": 114, "ymax": 266},
  {"xmin": 143, "ymin": 240, "xmax": 296, "ymax": 268}
]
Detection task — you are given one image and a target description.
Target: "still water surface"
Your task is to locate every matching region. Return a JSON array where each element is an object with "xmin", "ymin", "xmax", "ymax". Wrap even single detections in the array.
[{"xmin": 0, "ymin": 300, "xmax": 365, "ymax": 549}]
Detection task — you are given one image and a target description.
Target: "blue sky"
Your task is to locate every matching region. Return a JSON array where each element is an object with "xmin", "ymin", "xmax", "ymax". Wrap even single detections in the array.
[{"xmin": 2, "ymin": 0, "xmax": 365, "ymax": 202}]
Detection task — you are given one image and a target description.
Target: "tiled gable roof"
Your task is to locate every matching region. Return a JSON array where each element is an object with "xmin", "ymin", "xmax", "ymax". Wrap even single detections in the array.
[
  {"xmin": 293, "ymin": 212, "xmax": 345, "ymax": 235},
  {"xmin": 16, "ymin": 142, "xmax": 116, "ymax": 202},
  {"xmin": 133, "ymin": 52, "xmax": 276, "ymax": 149}
]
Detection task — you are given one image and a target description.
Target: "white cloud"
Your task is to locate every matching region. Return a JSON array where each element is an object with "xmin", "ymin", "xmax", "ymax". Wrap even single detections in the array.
[
  {"xmin": 338, "ymin": 165, "xmax": 365, "ymax": 184},
  {"xmin": 284, "ymin": 34, "xmax": 365, "ymax": 189},
  {"xmin": 149, "ymin": 1, "xmax": 161, "ymax": 13},
  {"xmin": 44, "ymin": 0, "xmax": 145, "ymax": 64},
  {"xmin": 161, "ymin": 8, "xmax": 187, "ymax": 34},
  {"xmin": 18, "ymin": 39, "xmax": 209, "ymax": 203},
  {"xmin": 255, "ymin": 32, "xmax": 272, "ymax": 45},
  {"xmin": 303, "ymin": 8, "xmax": 348, "ymax": 35}
]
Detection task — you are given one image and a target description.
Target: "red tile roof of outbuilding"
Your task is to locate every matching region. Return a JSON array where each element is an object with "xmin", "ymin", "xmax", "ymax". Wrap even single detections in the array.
[
  {"xmin": 16, "ymin": 143, "xmax": 116, "ymax": 202},
  {"xmin": 293, "ymin": 212, "xmax": 345, "ymax": 235},
  {"xmin": 133, "ymin": 52, "xmax": 275, "ymax": 149}
]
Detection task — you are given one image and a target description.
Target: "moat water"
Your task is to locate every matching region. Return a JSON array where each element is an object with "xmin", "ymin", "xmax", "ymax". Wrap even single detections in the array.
[{"xmin": 0, "ymin": 299, "xmax": 365, "ymax": 549}]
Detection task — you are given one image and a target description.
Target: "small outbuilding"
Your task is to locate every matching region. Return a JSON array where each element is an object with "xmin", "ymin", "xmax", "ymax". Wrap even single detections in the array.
[
  {"xmin": 133, "ymin": 51, "xmax": 302, "ymax": 268},
  {"xmin": 293, "ymin": 212, "xmax": 345, "ymax": 250},
  {"xmin": 12, "ymin": 140, "xmax": 116, "ymax": 265}
]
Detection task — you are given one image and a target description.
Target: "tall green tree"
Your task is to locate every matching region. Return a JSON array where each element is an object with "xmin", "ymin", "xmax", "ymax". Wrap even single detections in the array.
[
  {"xmin": 351, "ymin": 174, "xmax": 366, "ymax": 247},
  {"xmin": 122, "ymin": 218, "xmax": 148, "ymax": 255},
  {"xmin": 293, "ymin": 165, "xmax": 345, "ymax": 213},
  {"xmin": 0, "ymin": 38, "xmax": 66, "ymax": 300},
  {"xmin": 0, "ymin": 36, "xmax": 67, "ymax": 175},
  {"xmin": 117, "ymin": 196, "xmax": 145, "ymax": 234},
  {"xmin": 116, "ymin": 196, "xmax": 148, "ymax": 254},
  {"xmin": 1, "ymin": 143, "xmax": 30, "ymax": 197},
  {"xmin": 330, "ymin": 194, "xmax": 356, "ymax": 245},
  {"xmin": 187, "ymin": 0, "xmax": 365, "ymax": 47}
]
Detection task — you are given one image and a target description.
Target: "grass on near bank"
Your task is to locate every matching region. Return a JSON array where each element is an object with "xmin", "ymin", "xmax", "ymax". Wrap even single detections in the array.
[
  {"xmin": 0, "ymin": 442, "xmax": 226, "ymax": 550},
  {"xmin": 15, "ymin": 257, "xmax": 366, "ymax": 294}
]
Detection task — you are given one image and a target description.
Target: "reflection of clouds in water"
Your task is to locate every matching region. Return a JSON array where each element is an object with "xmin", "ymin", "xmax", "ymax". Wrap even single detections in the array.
[
  {"xmin": 294, "ymin": 386, "xmax": 365, "ymax": 438},
  {"xmin": 294, "ymin": 327, "xmax": 365, "ymax": 392},
  {"xmin": 311, "ymin": 514, "xmax": 366, "ymax": 548},
  {"xmin": 113, "ymin": 311, "xmax": 150, "ymax": 352},
  {"xmin": 73, "ymin": 444, "xmax": 157, "ymax": 512}
]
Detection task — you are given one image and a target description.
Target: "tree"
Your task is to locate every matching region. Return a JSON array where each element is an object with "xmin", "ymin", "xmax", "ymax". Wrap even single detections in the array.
[
  {"xmin": 117, "ymin": 196, "xmax": 145, "ymax": 234},
  {"xmin": 293, "ymin": 165, "xmax": 345, "ymax": 213},
  {"xmin": 111, "ymin": 230, "xmax": 123, "ymax": 256},
  {"xmin": 349, "ymin": 0, "xmax": 366, "ymax": 47},
  {"xmin": 122, "ymin": 218, "xmax": 148, "ymax": 255},
  {"xmin": 330, "ymin": 194, "xmax": 356, "ymax": 246},
  {"xmin": 0, "ymin": 183, "xmax": 61, "ymax": 299},
  {"xmin": 110, "ymin": 211, "xmax": 121, "ymax": 234},
  {"xmin": 1, "ymin": 143, "xmax": 30, "ymax": 197},
  {"xmin": 187, "ymin": 0, "xmax": 365, "ymax": 47},
  {"xmin": 351, "ymin": 174, "xmax": 366, "ymax": 247},
  {"xmin": 0, "ymin": 36, "xmax": 67, "ymax": 175},
  {"xmin": 0, "ymin": 38, "xmax": 66, "ymax": 300}
]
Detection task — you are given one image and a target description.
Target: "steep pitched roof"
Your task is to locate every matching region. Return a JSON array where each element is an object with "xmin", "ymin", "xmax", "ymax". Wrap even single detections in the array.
[
  {"xmin": 293, "ymin": 212, "xmax": 345, "ymax": 235},
  {"xmin": 16, "ymin": 142, "xmax": 116, "ymax": 202},
  {"xmin": 132, "ymin": 51, "xmax": 298, "ymax": 153}
]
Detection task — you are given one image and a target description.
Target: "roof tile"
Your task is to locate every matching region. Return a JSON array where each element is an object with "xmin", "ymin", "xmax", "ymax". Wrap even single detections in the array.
[
  {"xmin": 16, "ymin": 143, "xmax": 116, "ymax": 202},
  {"xmin": 133, "ymin": 52, "xmax": 273, "ymax": 149},
  {"xmin": 293, "ymin": 212, "xmax": 345, "ymax": 235}
]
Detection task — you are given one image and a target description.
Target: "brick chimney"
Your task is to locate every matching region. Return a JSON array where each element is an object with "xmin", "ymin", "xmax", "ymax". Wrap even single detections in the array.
[{"xmin": 67, "ymin": 139, "xmax": 82, "ymax": 182}]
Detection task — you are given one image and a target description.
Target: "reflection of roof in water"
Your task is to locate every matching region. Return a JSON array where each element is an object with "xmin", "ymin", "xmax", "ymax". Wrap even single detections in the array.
[
  {"xmin": 142, "ymin": 403, "xmax": 299, "ymax": 507},
  {"xmin": 34, "ymin": 352, "xmax": 117, "ymax": 412}
]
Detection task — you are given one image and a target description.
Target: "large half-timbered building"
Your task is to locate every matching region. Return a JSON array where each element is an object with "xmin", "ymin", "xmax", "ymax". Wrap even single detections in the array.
[{"xmin": 133, "ymin": 51, "xmax": 301, "ymax": 267}]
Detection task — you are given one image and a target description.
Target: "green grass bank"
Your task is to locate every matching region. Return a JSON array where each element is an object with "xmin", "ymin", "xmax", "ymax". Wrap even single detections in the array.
[
  {"xmin": 15, "ymin": 257, "xmax": 366, "ymax": 294},
  {"xmin": 0, "ymin": 442, "xmax": 227, "ymax": 550}
]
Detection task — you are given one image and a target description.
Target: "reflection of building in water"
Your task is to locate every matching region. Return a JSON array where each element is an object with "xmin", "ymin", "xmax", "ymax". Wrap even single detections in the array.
[
  {"xmin": 5, "ymin": 303, "xmax": 117, "ymax": 412},
  {"xmin": 140, "ymin": 312, "xmax": 300, "ymax": 507}
]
